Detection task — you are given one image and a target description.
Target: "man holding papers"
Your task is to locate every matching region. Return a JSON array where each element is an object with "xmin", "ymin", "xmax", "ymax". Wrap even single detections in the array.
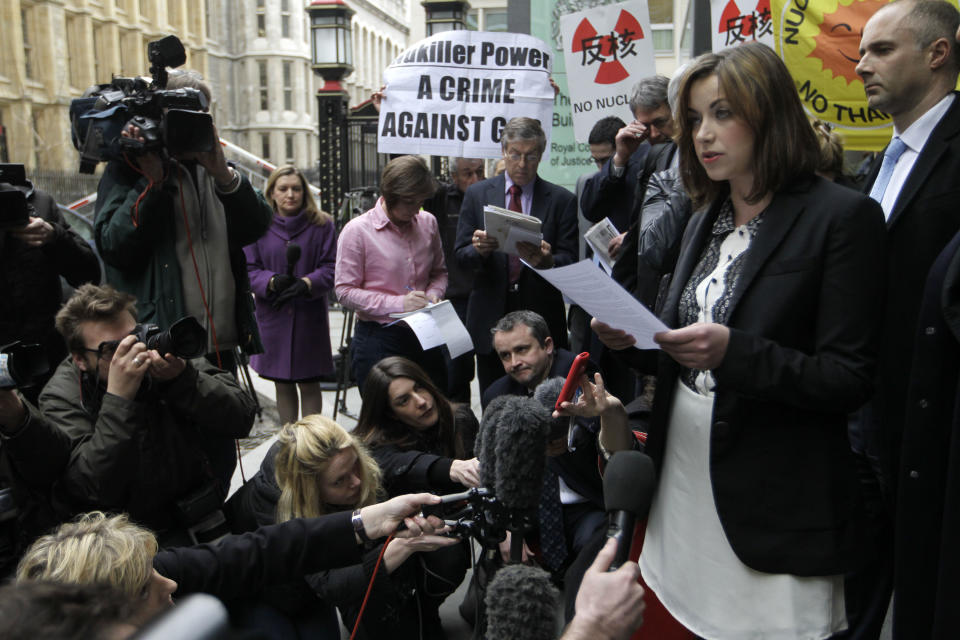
[{"xmin": 455, "ymin": 117, "xmax": 578, "ymax": 393}]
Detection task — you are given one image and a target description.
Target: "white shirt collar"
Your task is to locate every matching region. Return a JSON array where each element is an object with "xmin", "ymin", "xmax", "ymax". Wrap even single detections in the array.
[{"xmin": 896, "ymin": 93, "xmax": 955, "ymax": 153}]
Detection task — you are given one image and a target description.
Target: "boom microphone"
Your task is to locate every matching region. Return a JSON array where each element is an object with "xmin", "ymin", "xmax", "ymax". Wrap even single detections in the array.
[
  {"xmin": 493, "ymin": 395, "xmax": 549, "ymax": 563},
  {"xmin": 532, "ymin": 377, "xmax": 573, "ymax": 441},
  {"xmin": 477, "ymin": 394, "xmax": 512, "ymax": 488},
  {"xmin": 285, "ymin": 241, "xmax": 301, "ymax": 277},
  {"xmin": 493, "ymin": 395, "xmax": 549, "ymax": 513},
  {"xmin": 484, "ymin": 564, "xmax": 560, "ymax": 640},
  {"xmin": 603, "ymin": 450, "xmax": 656, "ymax": 571}
]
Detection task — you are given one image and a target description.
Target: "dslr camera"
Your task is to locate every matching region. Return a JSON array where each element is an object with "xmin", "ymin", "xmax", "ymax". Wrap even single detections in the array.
[
  {"xmin": 69, "ymin": 35, "xmax": 216, "ymax": 174},
  {"xmin": 121, "ymin": 317, "xmax": 207, "ymax": 360}
]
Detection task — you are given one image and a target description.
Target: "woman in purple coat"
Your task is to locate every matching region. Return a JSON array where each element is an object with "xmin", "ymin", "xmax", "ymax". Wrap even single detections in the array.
[{"xmin": 245, "ymin": 166, "xmax": 336, "ymax": 425}]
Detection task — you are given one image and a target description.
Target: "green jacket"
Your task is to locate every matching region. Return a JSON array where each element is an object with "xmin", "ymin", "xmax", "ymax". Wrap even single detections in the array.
[
  {"xmin": 94, "ymin": 159, "xmax": 272, "ymax": 355},
  {"xmin": 39, "ymin": 357, "xmax": 256, "ymax": 533}
]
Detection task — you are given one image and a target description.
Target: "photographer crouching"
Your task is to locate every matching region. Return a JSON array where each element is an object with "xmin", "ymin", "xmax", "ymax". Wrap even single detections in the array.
[
  {"xmin": 91, "ymin": 67, "xmax": 272, "ymax": 371},
  {"xmin": 39, "ymin": 284, "xmax": 256, "ymax": 547}
]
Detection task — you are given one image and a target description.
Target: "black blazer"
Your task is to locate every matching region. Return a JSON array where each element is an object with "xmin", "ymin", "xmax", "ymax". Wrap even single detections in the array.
[
  {"xmin": 579, "ymin": 144, "xmax": 651, "ymax": 231},
  {"xmin": 455, "ymin": 174, "xmax": 578, "ymax": 354},
  {"xmin": 862, "ymin": 92, "xmax": 960, "ymax": 486},
  {"xmin": 645, "ymin": 176, "xmax": 886, "ymax": 576}
]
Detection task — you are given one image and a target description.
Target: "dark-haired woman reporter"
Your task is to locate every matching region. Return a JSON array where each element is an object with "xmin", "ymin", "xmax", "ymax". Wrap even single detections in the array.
[
  {"xmin": 352, "ymin": 357, "xmax": 478, "ymax": 633},
  {"xmin": 353, "ymin": 356, "xmax": 480, "ymax": 496},
  {"xmin": 593, "ymin": 43, "xmax": 885, "ymax": 639}
]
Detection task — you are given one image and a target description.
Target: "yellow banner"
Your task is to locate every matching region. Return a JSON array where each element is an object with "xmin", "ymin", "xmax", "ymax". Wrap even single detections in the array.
[
  {"xmin": 774, "ymin": 0, "xmax": 892, "ymax": 151},
  {"xmin": 772, "ymin": 0, "xmax": 960, "ymax": 150}
]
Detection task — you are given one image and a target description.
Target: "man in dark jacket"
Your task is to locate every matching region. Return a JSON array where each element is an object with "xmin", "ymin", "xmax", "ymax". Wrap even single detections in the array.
[
  {"xmin": 0, "ymin": 172, "xmax": 101, "ymax": 403},
  {"xmin": 93, "ymin": 71, "xmax": 272, "ymax": 371},
  {"xmin": 481, "ymin": 311, "xmax": 610, "ymax": 621},
  {"xmin": 40, "ymin": 284, "xmax": 256, "ymax": 547}
]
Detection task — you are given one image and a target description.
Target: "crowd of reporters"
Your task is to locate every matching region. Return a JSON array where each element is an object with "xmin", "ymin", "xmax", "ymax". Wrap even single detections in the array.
[{"xmin": 5, "ymin": 1, "xmax": 960, "ymax": 638}]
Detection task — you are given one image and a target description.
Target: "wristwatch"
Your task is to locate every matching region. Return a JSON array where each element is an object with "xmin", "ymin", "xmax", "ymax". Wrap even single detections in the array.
[{"xmin": 352, "ymin": 509, "xmax": 372, "ymax": 544}]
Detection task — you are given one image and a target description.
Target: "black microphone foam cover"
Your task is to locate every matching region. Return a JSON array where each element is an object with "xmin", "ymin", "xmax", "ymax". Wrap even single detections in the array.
[
  {"xmin": 532, "ymin": 376, "xmax": 570, "ymax": 441},
  {"xmin": 285, "ymin": 241, "xmax": 302, "ymax": 265},
  {"xmin": 494, "ymin": 395, "xmax": 549, "ymax": 511},
  {"xmin": 477, "ymin": 394, "xmax": 512, "ymax": 488},
  {"xmin": 603, "ymin": 450, "xmax": 656, "ymax": 520},
  {"xmin": 484, "ymin": 564, "xmax": 559, "ymax": 640}
]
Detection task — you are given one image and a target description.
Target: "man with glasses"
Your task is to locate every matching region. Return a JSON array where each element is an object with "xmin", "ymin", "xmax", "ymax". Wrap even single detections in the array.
[
  {"xmin": 455, "ymin": 117, "xmax": 578, "ymax": 393},
  {"xmin": 38, "ymin": 284, "xmax": 256, "ymax": 547},
  {"xmin": 580, "ymin": 75, "xmax": 674, "ymax": 237}
]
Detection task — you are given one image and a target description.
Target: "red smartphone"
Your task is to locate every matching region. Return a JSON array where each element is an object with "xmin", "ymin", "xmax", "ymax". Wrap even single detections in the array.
[{"xmin": 555, "ymin": 352, "xmax": 590, "ymax": 411}]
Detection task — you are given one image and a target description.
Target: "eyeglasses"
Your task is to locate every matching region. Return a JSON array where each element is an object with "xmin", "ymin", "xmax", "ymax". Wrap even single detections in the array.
[
  {"xmin": 80, "ymin": 340, "xmax": 121, "ymax": 359},
  {"xmin": 505, "ymin": 153, "xmax": 541, "ymax": 164},
  {"xmin": 641, "ymin": 117, "xmax": 671, "ymax": 131}
]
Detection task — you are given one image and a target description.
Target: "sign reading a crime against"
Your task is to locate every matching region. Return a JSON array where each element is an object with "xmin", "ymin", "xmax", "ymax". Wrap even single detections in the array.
[{"xmin": 377, "ymin": 31, "xmax": 555, "ymax": 158}]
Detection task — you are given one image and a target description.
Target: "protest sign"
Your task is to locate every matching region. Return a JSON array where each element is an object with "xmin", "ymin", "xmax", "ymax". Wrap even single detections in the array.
[
  {"xmin": 377, "ymin": 31, "xmax": 555, "ymax": 158},
  {"xmin": 711, "ymin": 0, "xmax": 775, "ymax": 51},
  {"xmin": 560, "ymin": 0, "xmax": 656, "ymax": 142}
]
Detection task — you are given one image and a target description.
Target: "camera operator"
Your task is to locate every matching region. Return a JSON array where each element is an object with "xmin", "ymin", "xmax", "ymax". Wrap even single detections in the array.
[
  {"xmin": 39, "ymin": 284, "xmax": 256, "ymax": 547},
  {"xmin": 0, "ymin": 170, "xmax": 101, "ymax": 404},
  {"xmin": 93, "ymin": 70, "xmax": 272, "ymax": 371},
  {"xmin": 0, "ymin": 389, "xmax": 72, "ymax": 579},
  {"xmin": 12, "ymin": 494, "xmax": 446, "ymax": 634}
]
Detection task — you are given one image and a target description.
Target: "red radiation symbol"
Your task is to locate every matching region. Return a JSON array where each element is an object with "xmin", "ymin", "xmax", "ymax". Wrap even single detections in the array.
[
  {"xmin": 571, "ymin": 10, "xmax": 645, "ymax": 85},
  {"xmin": 718, "ymin": 0, "xmax": 771, "ymax": 37}
]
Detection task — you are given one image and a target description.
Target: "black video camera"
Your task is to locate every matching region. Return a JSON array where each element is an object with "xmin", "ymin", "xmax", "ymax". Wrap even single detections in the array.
[
  {"xmin": 69, "ymin": 35, "xmax": 216, "ymax": 174},
  {"xmin": 128, "ymin": 317, "xmax": 207, "ymax": 360},
  {"xmin": 0, "ymin": 342, "xmax": 49, "ymax": 390}
]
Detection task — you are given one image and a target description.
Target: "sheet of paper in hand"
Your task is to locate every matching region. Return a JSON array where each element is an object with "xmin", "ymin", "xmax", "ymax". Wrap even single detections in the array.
[{"xmin": 483, "ymin": 204, "xmax": 543, "ymax": 256}]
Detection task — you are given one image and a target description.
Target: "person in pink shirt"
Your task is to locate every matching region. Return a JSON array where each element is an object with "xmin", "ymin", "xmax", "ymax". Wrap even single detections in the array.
[{"xmin": 335, "ymin": 155, "xmax": 449, "ymax": 394}]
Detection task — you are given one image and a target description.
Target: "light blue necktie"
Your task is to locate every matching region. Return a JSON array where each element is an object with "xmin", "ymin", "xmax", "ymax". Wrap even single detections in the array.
[{"xmin": 869, "ymin": 137, "xmax": 908, "ymax": 204}]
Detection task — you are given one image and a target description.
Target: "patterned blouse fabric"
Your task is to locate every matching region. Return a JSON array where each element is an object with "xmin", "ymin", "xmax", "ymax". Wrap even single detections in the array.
[{"xmin": 677, "ymin": 199, "xmax": 765, "ymax": 395}]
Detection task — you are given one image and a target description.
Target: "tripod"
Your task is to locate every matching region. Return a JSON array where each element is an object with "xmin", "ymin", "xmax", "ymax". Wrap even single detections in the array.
[{"xmin": 332, "ymin": 305, "xmax": 357, "ymax": 420}]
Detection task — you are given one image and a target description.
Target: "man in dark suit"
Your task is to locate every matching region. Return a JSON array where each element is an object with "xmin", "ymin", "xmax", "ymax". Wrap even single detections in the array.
[
  {"xmin": 455, "ymin": 117, "xmax": 578, "ymax": 393},
  {"xmin": 481, "ymin": 311, "xmax": 608, "ymax": 621},
  {"xmin": 855, "ymin": 1, "xmax": 960, "ymax": 636}
]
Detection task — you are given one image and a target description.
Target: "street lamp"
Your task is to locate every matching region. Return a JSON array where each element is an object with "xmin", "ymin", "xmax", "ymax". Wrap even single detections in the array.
[
  {"xmin": 422, "ymin": 0, "xmax": 470, "ymax": 36},
  {"xmin": 307, "ymin": 0, "xmax": 355, "ymax": 215}
]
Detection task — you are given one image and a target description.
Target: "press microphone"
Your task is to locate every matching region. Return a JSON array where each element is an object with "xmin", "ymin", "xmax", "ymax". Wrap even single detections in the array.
[
  {"xmin": 603, "ymin": 450, "xmax": 656, "ymax": 571},
  {"xmin": 477, "ymin": 394, "xmax": 513, "ymax": 489},
  {"xmin": 493, "ymin": 395, "xmax": 549, "ymax": 513},
  {"xmin": 484, "ymin": 564, "xmax": 560, "ymax": 640},
  {"xmin": 532, "ymin": 377, "xmax": 575, "ymax": 442},
  {"xmin": 491, "ymin": 395, "xmax": 549, "ymax": 563},
  {"xmin": 285, "ymin": 241, "xmax": 301, "ymax": 277}
]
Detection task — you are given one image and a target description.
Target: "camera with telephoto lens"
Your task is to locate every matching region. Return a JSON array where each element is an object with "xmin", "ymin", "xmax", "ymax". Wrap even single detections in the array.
[
  {"xmin": 0, "ymin": 342, "xmax": 49, "ymax": 390},
  {"xmin": 68, "ymin": 34, "xmax": 216, "ymax": 174},
  {"xmin": 0, "ymin": 179, "xmax": 31, "ymax": 231},
  {"xmin": 130, "ymin": 317, "xmax": 207, "ymax": 360}
]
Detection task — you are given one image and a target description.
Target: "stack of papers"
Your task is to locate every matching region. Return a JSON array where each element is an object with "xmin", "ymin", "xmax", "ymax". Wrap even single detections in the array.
[{"xmin": 483, "ymin": 204, "xmax": 542, "ymax": 256}]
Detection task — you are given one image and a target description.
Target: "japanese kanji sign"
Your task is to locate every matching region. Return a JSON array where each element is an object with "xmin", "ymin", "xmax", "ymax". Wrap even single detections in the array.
[
  {"xmin": 712, "ymin": 0, "xmax": 775, "ymax": 51},
  {"xmin": 560, "ymin": 1, "xmax": 656, "ymax": 142},
  {"xmin": 377, "ymin": 31, "xmax": 555, "ymax": 158}
]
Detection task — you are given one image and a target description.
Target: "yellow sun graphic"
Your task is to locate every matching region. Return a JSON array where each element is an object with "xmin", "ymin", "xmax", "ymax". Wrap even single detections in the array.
[{"xmin": 810, "ymin": 0, "xmax": 888, "ymax": 85}]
